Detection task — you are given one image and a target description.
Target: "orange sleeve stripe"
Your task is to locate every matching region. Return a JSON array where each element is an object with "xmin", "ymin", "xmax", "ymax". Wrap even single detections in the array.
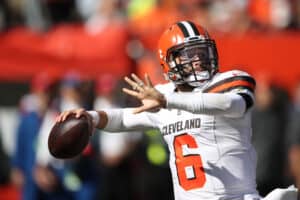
[{"xmin": 207, "ymin": 80, "xmax": 255, "ymax": 93}]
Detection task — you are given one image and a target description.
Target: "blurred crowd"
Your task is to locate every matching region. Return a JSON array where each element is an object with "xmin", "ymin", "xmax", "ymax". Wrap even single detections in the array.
[
  {"xmin": 1, "ymin": 71, "xmax": 173, "ymax": 200},
  {"xmin": 0, "ymin": 0, "xmax": 300, "ymax": 33},
  {"xmin": 0, "ymin": 0, "xmax": 300, "ymax": 200}
]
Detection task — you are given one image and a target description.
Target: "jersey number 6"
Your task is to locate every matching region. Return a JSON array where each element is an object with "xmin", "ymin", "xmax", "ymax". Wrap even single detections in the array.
[{"xmin": 174, "ymin": 134, "xmax": 206, "ymax": 190}]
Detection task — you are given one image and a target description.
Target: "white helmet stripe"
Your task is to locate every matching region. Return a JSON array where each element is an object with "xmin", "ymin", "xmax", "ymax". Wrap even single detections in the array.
[{"xmin": 181, "ymin": 21, "xmax": 197, "ymax": 37}]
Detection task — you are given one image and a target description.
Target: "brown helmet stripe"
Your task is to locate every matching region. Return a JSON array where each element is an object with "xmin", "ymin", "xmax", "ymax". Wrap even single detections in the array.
[
  {"xmin": 176, "ymin": 22, "xmax": 190, "ymax": 37},
  {"xmin": 187, "ymin": 21, "xmax": 200, "ymax": 35}
]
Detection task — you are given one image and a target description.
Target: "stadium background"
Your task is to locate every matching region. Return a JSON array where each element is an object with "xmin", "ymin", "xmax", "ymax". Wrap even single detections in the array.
[{"xmin": 0, "ymin": 0, "xmax": 299, "ymax": 199}]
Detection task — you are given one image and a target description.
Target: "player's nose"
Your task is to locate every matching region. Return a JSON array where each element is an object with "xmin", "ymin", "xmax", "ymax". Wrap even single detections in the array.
[{"xmin": 192, "ymin": 61, "xmax": 202, "ymax": 71}]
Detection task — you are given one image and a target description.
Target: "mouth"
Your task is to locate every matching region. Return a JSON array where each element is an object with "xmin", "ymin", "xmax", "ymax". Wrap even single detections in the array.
[{"xmin": 186, "ymin": 71, "xmax": 210, "ymax": 82}]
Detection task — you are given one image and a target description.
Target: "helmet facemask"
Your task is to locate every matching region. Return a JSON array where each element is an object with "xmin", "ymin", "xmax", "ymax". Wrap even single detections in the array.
[{"xmin": 166, "ymin": 39, "xmax": 218, "ymax": 87}]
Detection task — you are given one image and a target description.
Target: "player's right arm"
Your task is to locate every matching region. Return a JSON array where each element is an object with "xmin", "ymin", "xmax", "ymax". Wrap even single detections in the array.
[{"xmin": 56, "ymin": 108, "xmax": 157, "ymax": 132}]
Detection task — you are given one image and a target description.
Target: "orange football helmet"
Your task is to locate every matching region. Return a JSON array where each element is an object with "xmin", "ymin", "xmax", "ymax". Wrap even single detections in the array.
[{"xmin": 157, "ymin": 21, "xmax": 218, "ymax": 87}]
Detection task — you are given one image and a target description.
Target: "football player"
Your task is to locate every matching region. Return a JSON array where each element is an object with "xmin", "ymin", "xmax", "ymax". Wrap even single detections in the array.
[{"xmin": 57, "ymin": 21, "xmax": 260, "ymax": 200}]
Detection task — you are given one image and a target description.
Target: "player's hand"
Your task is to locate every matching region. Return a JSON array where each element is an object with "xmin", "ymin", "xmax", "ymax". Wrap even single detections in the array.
[
  {"xmin": 123, "ymin": 73, "xmax": 166, "ymax": 114},
  {"xmin": 56, "ymin": 108, "xmax": 90, "ymax": 122},
  {"xmin": 55, "ymin": 108, "xmax": 96, "ymax": 133}
]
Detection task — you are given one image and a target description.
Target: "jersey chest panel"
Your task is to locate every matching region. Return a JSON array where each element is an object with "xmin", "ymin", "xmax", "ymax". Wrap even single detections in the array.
[{"xmin": 154, "ymin": 109, "xmax": 257, "ymax": 199}]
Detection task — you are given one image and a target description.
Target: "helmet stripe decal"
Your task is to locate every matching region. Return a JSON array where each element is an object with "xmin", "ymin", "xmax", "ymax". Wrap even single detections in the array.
[
  {"xmin": 187, "ymin": 21, "xmax": 200, "ymax": 36},
  {"xmin": 176, "ymin": 22, "xmax": 190, "ymax": 37},
  {"xmin": 180, "ymin": 21, "xmax": 197, "ymax": 37}
]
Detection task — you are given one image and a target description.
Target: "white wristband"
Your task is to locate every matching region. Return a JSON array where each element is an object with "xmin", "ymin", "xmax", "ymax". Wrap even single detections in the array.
[{"xmin": 87, "ymin": 111, "xmax": 100, "ymax": 127}]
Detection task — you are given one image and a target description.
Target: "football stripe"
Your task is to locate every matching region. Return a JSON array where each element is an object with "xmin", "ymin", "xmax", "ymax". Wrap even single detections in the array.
[
  {"xmin": 187, "ymin": 21, "xmax": 200, "ymax": 35},
  {"xmin": 181, "ymin": 21, "xmax": 196, "ymax": 37},
  {"xmin": 177, "ymin": 22, "xmax": 190, "ymax": 37},
  {"xmin": 237, "ymin": 93, "xmax": 254, "ymax": 109},
  {"xmin": 203, "ymin": 76, "xmax": 255, "ymax": 93},
  {"xmin": 215, "ymin": 85, "xmax": 255, "ymax": 93},
  {"xmin": 205, "ymin": 80, "xmax": 255, "ymax": 93}
]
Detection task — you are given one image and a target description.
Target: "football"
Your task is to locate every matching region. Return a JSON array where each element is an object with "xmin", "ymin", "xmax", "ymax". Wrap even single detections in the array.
[{"xmin": 48, "ymin": 114, "xmax": 92, "ymax": 159}]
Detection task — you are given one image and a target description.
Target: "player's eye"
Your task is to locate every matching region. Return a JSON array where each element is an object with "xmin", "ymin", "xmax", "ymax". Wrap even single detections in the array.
[
  {"xmin": 181, "ymin": 47, "xmax": 208, "ymax": 60},
  {"xmin": 189, "ymin": 50, "xmax": 207, "ymax": 59},
  {"xmin": 179, "ymin": 56, "xmax": 190, "ymax": 64}
]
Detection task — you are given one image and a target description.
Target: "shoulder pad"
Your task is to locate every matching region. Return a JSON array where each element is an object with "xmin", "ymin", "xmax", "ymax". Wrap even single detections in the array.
[
  {"xmin": 203, "ymin": 70, "xmax": 256, "ymax": 93},
  {"xmin": 212, "ymin": 70, "xmax": 253, "ymax": 83}
]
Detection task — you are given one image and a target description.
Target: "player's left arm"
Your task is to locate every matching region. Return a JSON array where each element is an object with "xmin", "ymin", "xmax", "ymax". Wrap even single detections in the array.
[
  {"xmin": 123, "ymin": 73, "xmax": 254, "ymax": 118},
  {"xmin": 166, "ymin": 92, "xmax": 251, "ymax": 118}
]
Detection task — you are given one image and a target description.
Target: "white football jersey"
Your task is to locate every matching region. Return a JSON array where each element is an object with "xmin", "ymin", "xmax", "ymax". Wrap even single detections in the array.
[
  {"xmin": 151, "ymin": 70, "xmax": 258, "ymax": 200},
  {"xmin": 263, "ymin": 185, "xmax": 298, "ymax": 200}
]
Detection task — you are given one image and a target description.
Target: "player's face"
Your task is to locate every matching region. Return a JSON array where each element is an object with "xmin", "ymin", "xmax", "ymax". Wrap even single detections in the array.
[
  {"xmin": 167, "ymin": 44, "xmax": 213, "ymax": 88},
  {"xmin": 177, "ymin": 56, "xmax": 201, "ymax": 75},
  {"xmin": 175, "ymin": 46, "xmax": 209, "ymax": 77}
]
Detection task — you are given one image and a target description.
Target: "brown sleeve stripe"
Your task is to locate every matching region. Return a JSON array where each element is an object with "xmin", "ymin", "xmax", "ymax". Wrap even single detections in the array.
[
  {"xmin": 206, "ymin": 80, "xmax": 255, "ymax": 93},
  {"xmin": 203, "ymin": 76, "xmax": 256, "ymax": 93}
]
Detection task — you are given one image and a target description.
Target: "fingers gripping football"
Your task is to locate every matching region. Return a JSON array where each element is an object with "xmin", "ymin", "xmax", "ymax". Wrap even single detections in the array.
[
  {"xmin": 57, "ymin": 108, "xmax": 82, "ymax": 121},
  {"xmin": 122, "ymin": 73, "xmax": 166, "ymax": 114},
  {"xmin": 56, "ymin": 109, "xmax": 94, "ymax": 134}
]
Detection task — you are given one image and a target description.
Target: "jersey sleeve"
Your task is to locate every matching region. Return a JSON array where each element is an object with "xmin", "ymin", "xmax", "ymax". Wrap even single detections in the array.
[
  {"xmin": 203, "ymin": 70, "xmax": 256, "ymax": 110},
  {"xmin": 103, "ymin": 108, "xmax": 158, "ymax": 132}
]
